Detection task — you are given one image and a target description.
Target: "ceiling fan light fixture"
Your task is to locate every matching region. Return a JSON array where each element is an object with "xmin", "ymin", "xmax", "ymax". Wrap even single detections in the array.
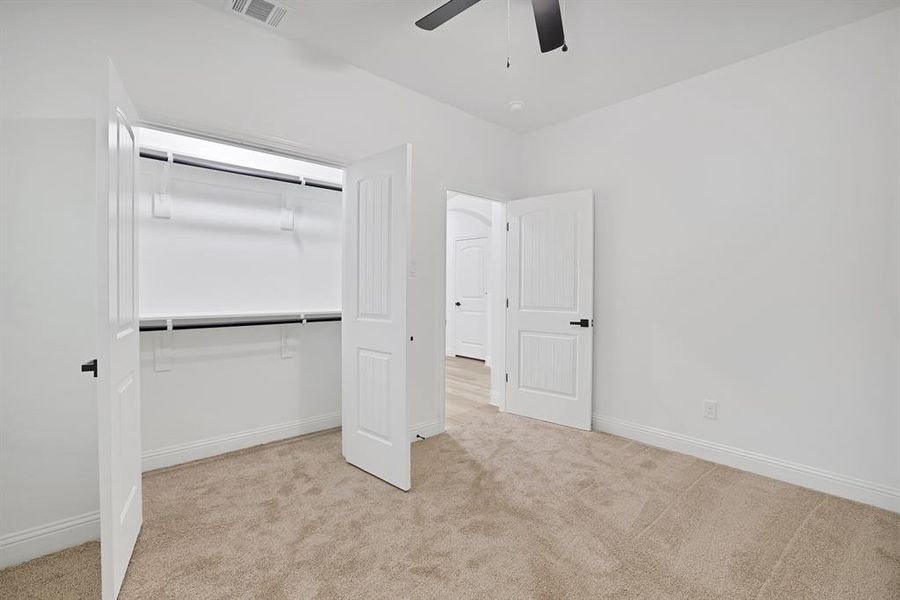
[{"xmin": 508, "ymin": 100, "xmax": 525, "ymax": 112}]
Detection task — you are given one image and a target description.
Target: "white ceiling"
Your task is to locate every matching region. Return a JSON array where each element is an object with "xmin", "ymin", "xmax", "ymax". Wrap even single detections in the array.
[{"xmin": 206, "ymin": 0, "xmax": 898, "ymax": 133}]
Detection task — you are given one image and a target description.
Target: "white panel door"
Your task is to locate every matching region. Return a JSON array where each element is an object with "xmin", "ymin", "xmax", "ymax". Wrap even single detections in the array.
[
  {"xmin": 342, "ymin": 144, "xmax": 411, "ymax": 491},
  {"xmin": 454, "ymin": 235, "xmax": 488, "ymax": 360},
  {"xmin": 98, "ymin": 61, "xmax": 143, "ymax": 600},
  {"xmin": 506, "ymin": 190, "xmax": 593, "ymax": 430}
]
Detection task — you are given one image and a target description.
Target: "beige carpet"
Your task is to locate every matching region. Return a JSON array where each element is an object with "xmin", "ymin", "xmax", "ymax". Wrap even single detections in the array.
[{"xmin": 2, "ymin": 357, "xmax": 899, "ymax": 599}]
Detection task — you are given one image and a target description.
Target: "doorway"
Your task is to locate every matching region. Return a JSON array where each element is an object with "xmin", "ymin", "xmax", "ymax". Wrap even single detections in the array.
[
  {"xmin": 444, "ymin": 191, "xmax": 506, "ymax": 426},
  {"xmin": 441, "ymin": 188, "xmax": 596, "ymax": 436}
]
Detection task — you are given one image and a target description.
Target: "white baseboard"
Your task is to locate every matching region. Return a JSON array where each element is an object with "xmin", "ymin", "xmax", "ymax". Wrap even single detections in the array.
[
  {"xmin": 410, "ymin": 420, "xmax": 444, "ymax": 441},
  {"xmin": 0, "ymin": 511, "xmax": 99, "ymax": 569},
  {"xmin": 489, "ymin": 389, "xmax": 502, "ymax": 408},
  {"xmin": 593, "ymin": 414, "xmax": 900, "ymax": 513},
  {"xmin": 142, "ymin": 412, "xmax": 342, "ymax": 472},
  {"xmin": 144, "ymin": 414, "xmax": 449, "ymax": 470}
]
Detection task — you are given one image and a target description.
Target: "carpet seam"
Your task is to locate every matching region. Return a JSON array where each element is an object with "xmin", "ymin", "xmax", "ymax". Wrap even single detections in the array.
[
  {"xmin": 633, "ymin": 463, "xmax": 719, "ymax": 541},
  {"xmin": 752, "ymin": 495, "xmax": 829, "ymax": 600}
]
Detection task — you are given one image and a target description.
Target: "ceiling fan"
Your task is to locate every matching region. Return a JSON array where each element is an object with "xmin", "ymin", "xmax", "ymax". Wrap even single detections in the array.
[{"xmin": 415, "ymin": 0, "xmax": 567, "ymax": 54}]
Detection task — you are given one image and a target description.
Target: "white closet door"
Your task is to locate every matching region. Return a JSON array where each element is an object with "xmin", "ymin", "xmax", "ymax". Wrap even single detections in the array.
[
  {"xmin": 454, "ymin": 235, "xmax": 488, "ymax": 360},
  {"xmin": 342, "ymin": 144, "xmax": 411, "ymax": 491},
  {"xmin": 98, "ymin": 60, "xmax": 143, "ymax": 600},
  {"xmin": 506, "ymin": 190, "xmax": 594, "ymax": 430}
]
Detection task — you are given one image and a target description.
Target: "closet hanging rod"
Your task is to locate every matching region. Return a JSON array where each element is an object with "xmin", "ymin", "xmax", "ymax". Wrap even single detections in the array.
[
  {"xmin": 139, "ymin": 313, "xmax": 341, "ymax": 332},
  {"xmin": 139, "ymin": 148, "xmax": 343, "ymax": 192}
]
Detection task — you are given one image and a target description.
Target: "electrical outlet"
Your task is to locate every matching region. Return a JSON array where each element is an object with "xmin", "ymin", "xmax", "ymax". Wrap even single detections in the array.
[{"xmin": 704, "ymin": 400, "xmax": 718, "ymax": 420}]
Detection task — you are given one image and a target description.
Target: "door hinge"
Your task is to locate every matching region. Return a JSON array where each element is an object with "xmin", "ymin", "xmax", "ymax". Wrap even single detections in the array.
[
  {"xmin": 506, "ymin": 222, "xmax": 509, "ymax": 231},
  {"xmin": 81, "ymin": 358, "xmax": 98, "ymax": 378},
  {"xmin": 506, "ymin": 298, "xmax": 509, "ymax": 308},
  {"xmin": 505, "ymin": 373, "xmax": 509, "ymax": 382}
]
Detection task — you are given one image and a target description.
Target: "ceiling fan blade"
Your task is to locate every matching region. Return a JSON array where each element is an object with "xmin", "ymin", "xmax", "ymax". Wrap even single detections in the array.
[
  {"xmin": 531, "ymin": 0, "xmax": 565, "ymax": 53},
  {"xmin": 415, "ymin": 0, "xmax": 483, "ymax": 31}
]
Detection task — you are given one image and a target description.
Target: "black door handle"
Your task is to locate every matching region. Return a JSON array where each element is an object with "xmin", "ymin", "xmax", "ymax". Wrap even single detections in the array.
[
  {"xmin": 569, "ymin": 319, "xmax": 590, "ymax": 328},
  {"xmin": 81, "ymin": 358, "xmax": 98, "ymax": 378},
  {"xmin": 455, "ymin": 302, "xmax": 461, "ymax": 307}
]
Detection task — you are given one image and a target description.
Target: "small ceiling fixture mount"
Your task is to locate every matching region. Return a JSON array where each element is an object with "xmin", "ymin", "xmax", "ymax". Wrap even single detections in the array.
[{"xmin": 508, "ymin": 100, "xmax": 525, "ymax": 112}]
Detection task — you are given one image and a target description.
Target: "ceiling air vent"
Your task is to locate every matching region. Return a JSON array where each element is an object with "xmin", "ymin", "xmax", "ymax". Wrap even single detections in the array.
[{"xmin": 229, "ymin": 0, "xmax": 289, "ymax": 29}]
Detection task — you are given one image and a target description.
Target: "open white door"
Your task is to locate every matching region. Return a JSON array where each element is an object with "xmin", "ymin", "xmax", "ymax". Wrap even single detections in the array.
[
  {"xmin": 342, "ymin": 144, "xmax": 411, "ymax": 491},
  {"xmin": 454, "ymin": 235, "xmax": 488, "ymax": 360},
  {"xmin": 506, "ymin": 190, "xmax": 593, "ymax": 430},
  {"xmin": 98, "ymin": 61, "xmax": 142, "ymax": 600}
]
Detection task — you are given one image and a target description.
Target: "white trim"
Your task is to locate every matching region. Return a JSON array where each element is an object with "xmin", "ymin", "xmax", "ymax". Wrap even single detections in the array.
[
  {"xmin": 593, "ymin": 414, "xmax": 900, "ymax": 513},
  {"xmin": 142, "ymin": 412, "xmax": 341, "ymax": 472},
  {"xmin": 489, "ymin": 389, "xmax": 502, "ymax": 408},
  {"xmin": 410, "ymin": 420, "xmax": 444, "ymax": 442},
  {"xmin": 0, "ymin": 511, "xmax": 100, "ymax": 569}
]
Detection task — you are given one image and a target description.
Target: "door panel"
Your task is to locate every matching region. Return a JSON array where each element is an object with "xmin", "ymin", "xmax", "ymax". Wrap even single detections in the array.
[
  {"xmin": 506, "ymin": 190, "xmax": 593, "ymax": 430},
  {"xmin": 519, "ymin": 211, "xmax": 577, "ymax": 311},
  {"xmin": 99, "ymin": 61, "xmax": 142, "ymax": 600},
  {"xmin": 342, "ymin": 144, "xmax": 411, "ymax": 491},
  {"xmin": 454, "ymin": 235, "xmax": 487, "ymax": 359},
  {"xmin": 519, "ymin": 331, "xmax": 578, "ymax": 398}
]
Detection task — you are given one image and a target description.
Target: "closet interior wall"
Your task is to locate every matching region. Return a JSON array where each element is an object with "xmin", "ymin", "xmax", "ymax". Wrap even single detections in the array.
[{"xmin": 138, "ymin": 157, "xmax": 343, "ymax": 470}]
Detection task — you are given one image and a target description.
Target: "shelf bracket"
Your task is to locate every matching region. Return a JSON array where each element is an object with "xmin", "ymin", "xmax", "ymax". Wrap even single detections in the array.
[
  {"xmin": 152, "ymin": 152, "xmax": 173, "ymax": 219},
  {"xmin": 154, "ymin": 318, "xmax": 174, "ymax": 372},
  {"xmin": 281, "ymin": 323, "xmax": 298, "ymax": 359},
  {"xmin": 280, "ymin": 189, "xmax": 295, "ymax": 231}
]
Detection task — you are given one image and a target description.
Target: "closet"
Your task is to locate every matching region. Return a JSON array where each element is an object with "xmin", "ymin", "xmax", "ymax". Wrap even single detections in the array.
[{"xmin": 135, "ymin": 128, "xmax": 345, "ymax": 470}]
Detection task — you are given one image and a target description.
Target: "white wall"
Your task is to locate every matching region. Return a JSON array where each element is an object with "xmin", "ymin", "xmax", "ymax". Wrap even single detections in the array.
[
  {"xmin": 139, "ymin": 160, "xmax": 342, "ymax": 317},
  {"xmin": 0, "ymin": 0, "xmax": 517, "ymax": 567},
  {"xmin": 0, "ymin": 43, "xmax": 108, "ymax": 565},
  {"xmin": 0, "ymin": 119, "xmax": 103, "ymax": 568},
  {"xmin": 520, "ymin": 9, "xmax": 900, "ymax": 511},
  {"xmin": 140, "ymin": 322, "xmax": 341, "ymax": 471}
]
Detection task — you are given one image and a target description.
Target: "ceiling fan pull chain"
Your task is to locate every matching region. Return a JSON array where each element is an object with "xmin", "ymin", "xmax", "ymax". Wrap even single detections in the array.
[{"xmin": 561, "ymin": 0, "xmax": 569, "ymax": 52}]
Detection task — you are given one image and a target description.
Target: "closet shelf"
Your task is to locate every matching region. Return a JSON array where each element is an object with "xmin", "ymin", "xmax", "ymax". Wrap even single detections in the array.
[{"xmin": 139, "ymin": 311, "xmax": 341, "ymax": 332}]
